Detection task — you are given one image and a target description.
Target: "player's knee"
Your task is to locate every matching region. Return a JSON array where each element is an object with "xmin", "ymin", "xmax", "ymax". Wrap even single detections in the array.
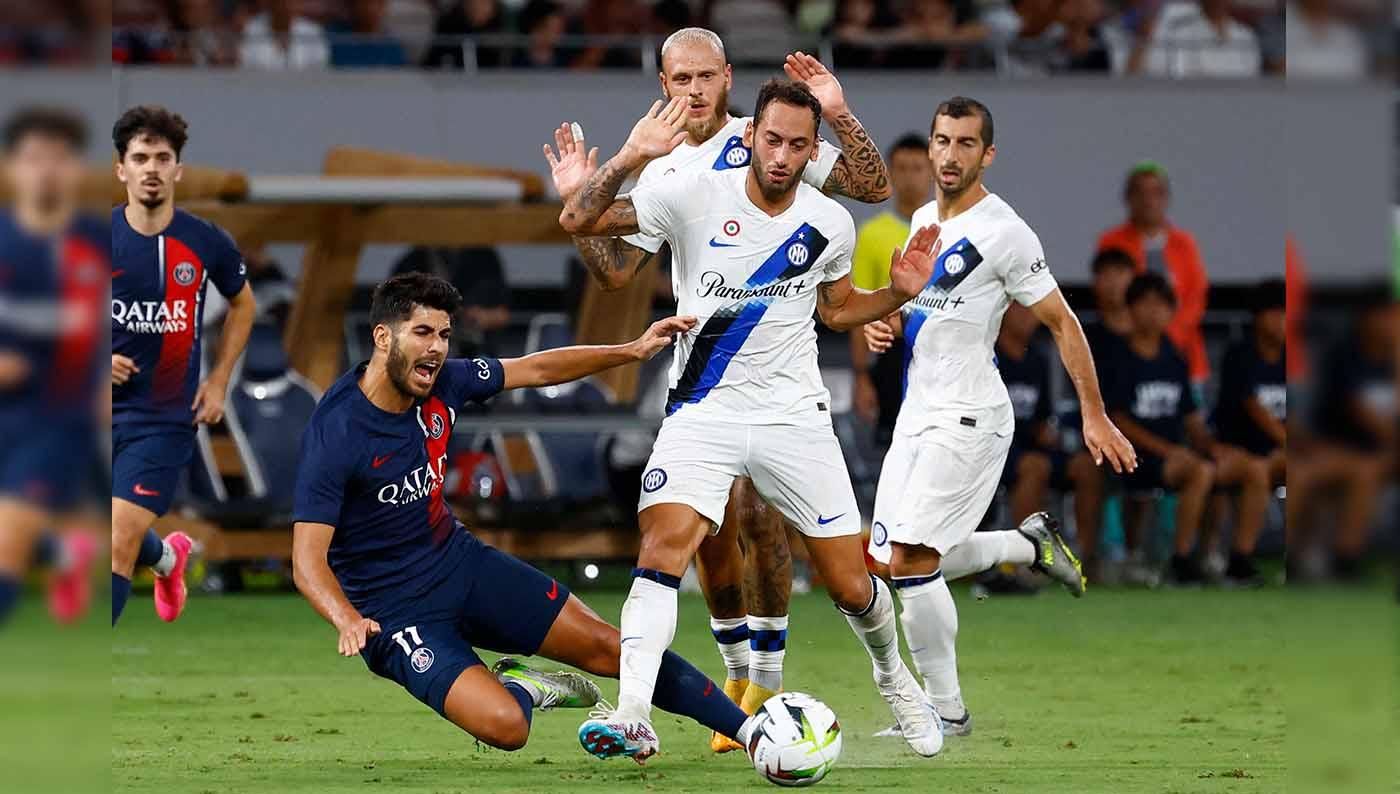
[
  {"xmin": 477, "ymin": 706, "xmax": 531, "ymax": 751},
  {"xmin": 825, "ymin": 570, "xmax": 873, "ymax": 613}
]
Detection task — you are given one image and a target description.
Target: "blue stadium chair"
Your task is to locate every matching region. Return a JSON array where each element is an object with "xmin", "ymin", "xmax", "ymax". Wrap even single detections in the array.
[{"xmin": 518, "ymin": 377, "xmax": 615, "ymax": 503}]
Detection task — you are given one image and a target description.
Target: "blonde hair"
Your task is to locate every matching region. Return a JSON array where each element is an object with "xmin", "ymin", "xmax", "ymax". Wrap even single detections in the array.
[{"xmin": 660, "ymin": 27, "xmax": 726, "ymax": 69}]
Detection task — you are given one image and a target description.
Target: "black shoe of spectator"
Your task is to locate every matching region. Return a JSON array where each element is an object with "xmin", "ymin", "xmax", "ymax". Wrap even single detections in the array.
[
  {"xmin": 1224, "ymin": 552, "xmax": 1262, "ymax": 588},
  {"xmin": 1168, "ymin": 555, "xmax": 1207, "ymax": 587}
]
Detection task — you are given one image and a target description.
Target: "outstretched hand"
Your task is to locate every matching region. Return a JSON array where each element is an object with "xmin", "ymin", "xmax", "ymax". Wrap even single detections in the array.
[
  {"xmin": 631, "ymin": 315, "xmax": 697, "ymax": 360},
  {"xmin": 888, "ymin": 224, "xmax": 942, "ymax": 301},
  {"xmin": 543, "ymin": 122, "xmax": 598, "ymax": 202},
  {"xmin": 1083, "ymin": 412, "xmax": 1138, "ymax": 474},
  {"xmin": 783, "ymin": 51, "xmax": 847, "ymax": 118},
  {"xmin": 622, "ymin": 97, "xmax": 689, "ymax": 162}
]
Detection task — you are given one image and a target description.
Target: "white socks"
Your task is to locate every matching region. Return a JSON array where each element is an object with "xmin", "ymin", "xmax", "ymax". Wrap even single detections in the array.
[
  {"xmin": 747, "ymin": 615, "xmax": 787, "ymax": 692},
  {"xmin": 709, "ymin": 616, "xmax": 750, "ymax": 682},
  {"xmin": 617, "ymin": 575, "xmax": 678, "ymax": 719},
  {"xmin": 938, "ymin": 530, "xmax": 1036, "ymax": 581},
  {"xmin": 841, "ymin": 574, "xmax": 904, "ymax": 678},
  {"xmin": 152, "ymin": 540, "xmax": 178, "ymax": 577},
  {"xmin": 893, "ymin": 571, "xmax": 962, "ymax": 706}
]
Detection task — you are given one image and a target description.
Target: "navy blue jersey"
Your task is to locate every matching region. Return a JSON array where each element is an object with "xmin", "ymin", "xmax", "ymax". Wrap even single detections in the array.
[
  {"xmin": 293, "ymin": 357, "xmax": 505, "ymax": 616},
  {"xmin": 111, "ymin": 206, "xmax": 247, "ymax": 425},
  {"xmin": 0, "ymin": 209, "xmax": 107, "ymax": 431},
  {"xmin": 997, "ymin": 344, "xmax": 1052, "ymax": 448},
  {"xmin": 1212, "ymin": 339, "xmax": 1286, "ymax": 455},
  {"xmin": 1083, "ymin": 320, "xmax": 1127, "ymax": 376},
  {"xmin": 1103, "ymin": 337, "xmax": 1197, "ymax": 446},
  {"xmin": 1312, "ymin": 338, "xmax": 1393, "ymax": 451}
]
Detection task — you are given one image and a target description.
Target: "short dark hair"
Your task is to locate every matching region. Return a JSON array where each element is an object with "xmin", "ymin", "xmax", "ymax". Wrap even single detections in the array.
[
  {"xmin": 889, "ymin": 132, "xmax": 927, "ymax": 160},
  {"xmin": 931, "ymin": 96, "xmax": 993, "ymax": 148},
  {"xmin": 1125, "ymin": 272, "xmax": 1176, "ymax": 308},
  {"xmin": 753, "ymin": 79, "xmax": 822, "ymax": 134},
  {"xmin": 113, "ymin": 105, "xmax": 189, "ymax": 160},
  {"xmin": 370, "ymin": 272, "xmax": 463, "ymax": 329},
  {"xmin": 1091, "ymin": 248, "xmax": 1137, "ymax": 275},
  {"xmin": 1251, "ymin": 278, "xmax": 1285, "ymax": 314},
  {"xmin": 3, "ymin": 106, "xmax": 88, "ymax": 153}
]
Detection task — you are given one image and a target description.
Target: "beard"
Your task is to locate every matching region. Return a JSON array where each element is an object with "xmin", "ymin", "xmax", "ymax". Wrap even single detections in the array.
[
  {"xmin": 683, "ymin": 85, "xmax": 730, "ymax": 142},
  {"xmin": 750, "ymin": 159, "xmax": 802, "ymax": 203},
  {"xmin": 138, "ymin": 192, "xmax": 167, "ymax": 210},
  {"xmin": 385, "ymin": 337, "xmax": 426, "ymax": 398},
  {"xmin": 937, "ymin": 162, "xmax": 982, "ymax": 200}
]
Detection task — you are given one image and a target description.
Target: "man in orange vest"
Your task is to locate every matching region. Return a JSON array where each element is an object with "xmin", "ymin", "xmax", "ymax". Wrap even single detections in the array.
[{"xmin": 1096, "ymin": 162, "xmax": 1210, "ymax": 383}]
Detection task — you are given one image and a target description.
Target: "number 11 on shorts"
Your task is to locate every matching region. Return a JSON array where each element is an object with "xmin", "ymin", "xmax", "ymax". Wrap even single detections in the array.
[{"xmin": 392, "ymin": 626, "xmax": 422, "ymax": 655}]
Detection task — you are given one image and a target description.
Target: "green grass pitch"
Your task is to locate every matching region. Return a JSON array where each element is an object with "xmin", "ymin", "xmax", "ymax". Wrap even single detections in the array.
[{"xmin": 111, "ymin": 586, "xmax": 1287, "ymax": 793}]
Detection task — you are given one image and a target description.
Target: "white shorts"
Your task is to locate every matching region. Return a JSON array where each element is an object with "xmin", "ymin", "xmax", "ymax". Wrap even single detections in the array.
[
  {"xmin": 867, "ymin": 424, "xmax": 1012, "ymax": 564},
  {"xmin": 637, "ymin": 414, "xmax": 861, "ymax": 538}
]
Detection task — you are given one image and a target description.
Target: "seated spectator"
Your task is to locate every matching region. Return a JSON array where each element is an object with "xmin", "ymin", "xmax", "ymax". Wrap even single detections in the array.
[
  {"xmin": 999, "ymin": 0, "xmax": 1112, "ymax": 78},
  {"xmin": 884, "ymin": 0, "xmax": 991, "ymax": 70},
  {"xmin": 168, "ymin": 0, "xmax": 238, "ymax": 66},
  {"xmin": 568, "ymin": 0, "xmax": 645, "ymax": 70},
  {"xmin": 511, "ymin": 0, "xmax": 570, "ymax": 69},
  {"xmin": 1083, "ymin": 247, "xmax": 1135, "ymax": 371},
  {"xmin": 1055, "ymin": 0, "xmax": 1111, "ymax": 71},
  {"xmin": 849, "ymin": 133, "xmax": 930, "ymax": 445},
  {"xmin": 239, "ymin": 0, "xmax": 329, "ymax": 69},
  {"xmin": 1097, "ymin": 161, "xmax": 1210, "ymax": 384},
  {"xmin": 709, "ymin": 0, "xmax": 798, "ymax": 67},
  {"xmin": 1289, "ymin": 294, "xmax": 1396, "ymax": 580},
  {"xmin": 1207, "ymin": 278, "xmax": 1287, "ymax": 584},
  {"xmin": 328, "ymin": 0, "xmax": 408, "ymax": 67},
  {"xmin": 1105, "ymin": 274, "xmax": 1269, "ymax": 585},
  {"xmin": 825, "ymin": 0, "xmax": 902, "ymax": 69},
  {"xmin": 996, "ymin": 303, "xmax": 1104, "ymax": 573},
  {"xmin": 114, "ymin": 0, "xmax": 178, "ymax": 64},
  {"xmin": 1126, "ymin": 0, "xmax": 1262, "ymax": 77},
  {"xmin": 422, "ymin": 0, "xmax": 507, "ymax": 69},
  {"xmin": 391, "ymin": 246, "xmax": 511, "ymax": 357},
  {"xmin": 1285, "ymin": 0, "xmax": 1368, "ymax": 79}
]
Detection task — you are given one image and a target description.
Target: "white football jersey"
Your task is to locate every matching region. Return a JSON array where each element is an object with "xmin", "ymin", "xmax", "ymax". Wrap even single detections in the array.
[
  {"xmin": 631, "ymin": 167, "xmax": 855, "ymax": 425},
  {"xmin": 623, "ymin": 115, "xmax": 840, "ymax": 253},
  {"xmin": 895, "ymin": 192, "xmax": 1057, "ymax": 437}
]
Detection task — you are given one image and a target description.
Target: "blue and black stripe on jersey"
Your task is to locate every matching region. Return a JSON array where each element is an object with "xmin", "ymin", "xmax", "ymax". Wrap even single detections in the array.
[
  {"xmin": 901, "ymin": 237, "xmax": 985, "ymax": 397},
  {"xmin": 711, "ymin": 136, "xmax": 752, "ymax": 170},
  {"xmin": 666, "ymin": 224, "xmax": 829, "ymax": 414}
]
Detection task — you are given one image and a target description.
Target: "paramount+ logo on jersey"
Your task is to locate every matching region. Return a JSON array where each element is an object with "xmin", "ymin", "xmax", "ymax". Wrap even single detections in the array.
[
  {"xmin": 376, "ymin": 454, "xmax": 449, "ymax": 507},
  {"xmin": 696, "ymin": 270, "xmax": 807, "ymax": 301},
  {"xmin": 111, "ymin": 298, "xmax": 190, "ymax": 334}
]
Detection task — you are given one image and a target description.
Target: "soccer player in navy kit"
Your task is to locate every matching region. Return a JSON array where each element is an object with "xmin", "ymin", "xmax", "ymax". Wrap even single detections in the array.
[
  {"xmin": 292, "ymin": 273, "xmax": 756, "ymax": 759},
  {"xmin": 110, "ymin": 105, "xmax": 258, "ymax": 624},
  {"xmin": 0, "ymin": 108, "xmax": 105, "ymax": 624}
]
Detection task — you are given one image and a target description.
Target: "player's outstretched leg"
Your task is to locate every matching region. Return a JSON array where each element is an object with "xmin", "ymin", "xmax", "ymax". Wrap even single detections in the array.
[
  {"xmin": 440, "ymin": 665, "xmax": 539, "ymax": 751},
  {"xmin": 531, "ymin": 590, "xmax": 754, "ymax": 764},
  {"xmin": 111, "ymin": 497, "xmax": 189, "ymax": 625},
  {"xmin": 804, "ymin": 532, "xmax": 942, "ymax": 757},
  {"xmin": 936, "ymin": 512, "xmax": 1084, "ymax": 596},
  {"xmin": 695, "ymin": 496, "xmax": 750, "ymax": 753}
]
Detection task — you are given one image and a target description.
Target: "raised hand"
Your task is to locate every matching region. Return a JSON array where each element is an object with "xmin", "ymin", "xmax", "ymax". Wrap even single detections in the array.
[
  {"xmin": 543, "ymin": 122, "xmax": 598, "ymax": 202},
  {"xmin": 783, "ymin": 51, "xmax": 847, "ymax": 119},
  {"xmin": 888, "ymin": 224, "xmax": 942, "ymax": 301},
  {"xmin": 631, "ymin": 315, "xmax": 698, "ymax": 360},
  {"xmin": 622, "ymin": 97, "xmax": 689, "ymax": 162},
  {"xmin": 1085, "ymin": 412, "xmax": 1138, "ymax": 474}
]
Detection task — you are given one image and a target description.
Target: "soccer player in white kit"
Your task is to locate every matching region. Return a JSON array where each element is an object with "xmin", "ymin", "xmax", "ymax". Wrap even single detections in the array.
[
  {"xmin": 862, "ymin": 97, "xmax": 1138, "ymax": 737},
  {"xmin": 546, "ymin": 29, "xmax": 893, "ymax": 751},
  {"xmin": 554, "ymin": 83, "xmax": 949, "ymax": 761}
]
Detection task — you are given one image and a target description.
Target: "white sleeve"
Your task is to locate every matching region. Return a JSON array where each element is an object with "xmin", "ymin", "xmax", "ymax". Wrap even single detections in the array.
[
  {"xmin": 627, "ymin": 171, "xmax": 697, "ymax": 246},
  {"xmin": 1002, "ymin": 222, "xmax": 1058, "ymax": 306},
  {"xmin": 821, "ymin": 211, "xmax": 857, "ymax": 283},
  {"xmin": 621, "ymin": 165, "xmax": 666, "ymax": 253},
  {"xmin": 801, "ymin": 136, "xmax": 842, "ymax": 189}
]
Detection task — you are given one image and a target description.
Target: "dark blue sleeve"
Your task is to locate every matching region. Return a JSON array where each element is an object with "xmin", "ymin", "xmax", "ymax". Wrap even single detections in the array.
[
  {"xmin": 1179, "ymin": 355, "xmax": 1200, "ymax": 418},
  {"xmin": 436, "ymin": 357, "xmax": 506, "ymax": 407},
  {"xmin": 292, "ymin": 419, "xmax": 352, "ymax": 526},
  {"xmin": 207, "ymin": 223, "xmax": 247, "ymax": 298}
]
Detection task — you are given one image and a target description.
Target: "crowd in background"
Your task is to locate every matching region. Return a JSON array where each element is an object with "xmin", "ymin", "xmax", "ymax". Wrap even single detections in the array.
[{"xmin": 99, "ymin": 0, "xmax": 1386, "ymax": 78}]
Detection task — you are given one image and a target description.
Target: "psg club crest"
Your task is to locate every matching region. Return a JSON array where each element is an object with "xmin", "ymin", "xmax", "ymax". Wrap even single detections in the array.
[
  {"xmin": 430, "ymin": 413, "xmax": 445, "ymax": 439},
  {"xmin": 173, "ymin": 261, "xmax": 197, "ymax": 286},
  {"xmin": 410, "ymin": 647, "xmax": 435, "ymax": 674}
]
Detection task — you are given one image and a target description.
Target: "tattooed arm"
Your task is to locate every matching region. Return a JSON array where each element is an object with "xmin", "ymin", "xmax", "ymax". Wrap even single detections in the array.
[
  {"xmin": 572, "ymin": 236, "xmax": 657, "ymax": 291},
  {"xmin": 783, "ymin": 51, "xmax": 891, "ymax": 203}
]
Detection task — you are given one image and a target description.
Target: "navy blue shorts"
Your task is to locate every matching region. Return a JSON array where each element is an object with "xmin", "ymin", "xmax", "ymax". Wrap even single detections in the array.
[
  {"xmin": 1120, "ymin": 455, "xmax": 1165, "ymax": 492},
  {"xmin": 1001, "ymin": 444, "xmax": 1073, "ymax": 490},
  {"xmin": 112, "ymin": 421, "xmax": 194, "ymax": 516},
  {"xmin": 0, "ymin": 423, "xmax": 91, "ymax": 510},
  {"xmin": 360, "ymin": 536, "xmax": 572, "ymax": 718}
]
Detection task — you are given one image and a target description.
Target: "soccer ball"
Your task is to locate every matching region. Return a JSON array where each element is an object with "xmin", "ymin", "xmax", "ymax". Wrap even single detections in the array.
[{"xmin": 746, "ymin": 692, "xmax": 842, "ymax": 787}]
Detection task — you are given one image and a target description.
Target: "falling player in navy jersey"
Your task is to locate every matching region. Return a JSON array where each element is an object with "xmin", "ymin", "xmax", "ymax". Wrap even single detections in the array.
[
  {"xmin": 0, "ymin": 107, "xmax": 105, "ymax": 625},
  {"xmin": 110, "ymin": 105, "xmax": 257, "ymax": 625},
  {"xmin": 292, "ymin": 272, "xmax": 758, "ymax": 758}
]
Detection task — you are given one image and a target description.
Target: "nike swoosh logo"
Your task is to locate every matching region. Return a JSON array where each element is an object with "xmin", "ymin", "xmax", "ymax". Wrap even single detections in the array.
[
  {"xmin": 133, "ymin": 483, "xmax": 160, "ymax": 497},
  {"xmin": 371, "ymin": 454, "xmax": 393, "ymax": 468},
  {"xmin": 708, "ymin": 237, "xmax": 739, "ymax": 247},
  {"xmin": 546, "ymin": 580, "xmax": 559, "ymax": 601},
  {"xmin": 620, "ymin": 636, "xmax": 643, "ymax": 646},
  {"xmin": 817, "ymin": 513, "xmax": 846, "ymax": 525}
]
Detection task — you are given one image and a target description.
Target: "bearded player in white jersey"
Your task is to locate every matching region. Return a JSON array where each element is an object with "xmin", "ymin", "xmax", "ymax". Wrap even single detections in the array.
[
  {"xmin": 553, "ymin": 82, "xmax": 950, "ymax": 761},
  {"xmin": 545, "ymin": 27, "xmax": 893, "ymax": 754},
  {"xmin": 862, "ymin": 97, "xmax": 1137, "ymax": 739}
]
